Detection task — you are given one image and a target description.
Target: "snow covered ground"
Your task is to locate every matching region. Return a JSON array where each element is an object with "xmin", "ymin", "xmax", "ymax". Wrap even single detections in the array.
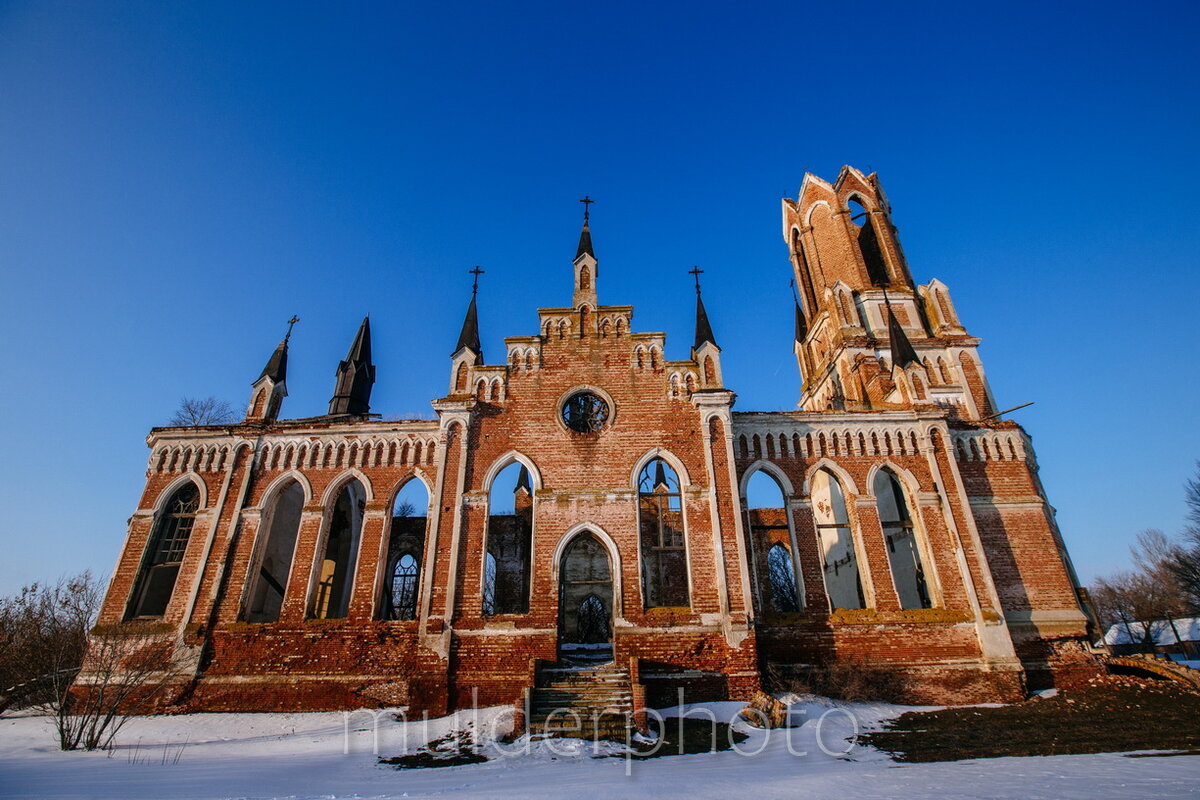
[{"xmin": 1, "ymin": 698, "xmax": 1197, "ymax": 800}]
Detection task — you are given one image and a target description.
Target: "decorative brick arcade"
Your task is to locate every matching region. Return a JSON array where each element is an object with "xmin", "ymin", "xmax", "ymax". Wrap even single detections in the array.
[{"xmin": 83, "ymin": 167, "xmax": 1098, "ymax": 715}]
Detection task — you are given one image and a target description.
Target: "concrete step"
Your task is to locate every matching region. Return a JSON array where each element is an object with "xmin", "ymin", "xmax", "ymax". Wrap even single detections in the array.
[
  {"xmin": 529, "ymin": 717, "xmax": 633, "ymax": 732},
  {"xmin": 542, "ymin": 676, "xmax": 633, "ymax": 690},
  {"xmin": 539, "ymin": 688, "xmax": 630, "ymax": 696},
  {"xmin": 533, "ymin": 692, "xmax": 632, "ymax": 703},
  {"xmin": 540, "ymin": 666, "xmax": 628, "ymax": 676},
  {"xmin": 530, "ymin": 700, "xmax": 633, "ymax": 714},
  {"xmin": 540, "ymin": 681, "xmax": 627, "ymax": 690},
  {"xmin": 530, "ymin": 708, "xmax": 633, "ymax": 720},
  {"xmin": 532, "ymin": 695, "xmax": 633, "ymax": 705},
  {"xmin": 529, "ymin": 724, "xmax": 633, "ymax": 738},
  {"xmin": 534, "ymin": 690, "xmax": 632, "ymax": 699},
  {"xmin": 540, "ymin": 685, "xmax": 628, "ymax": 694}
]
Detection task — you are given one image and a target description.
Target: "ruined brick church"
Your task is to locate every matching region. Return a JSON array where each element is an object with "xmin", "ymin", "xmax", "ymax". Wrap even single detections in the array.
[{"xmin": 90, "ymin": 167, "xmax": 1098, "ymax": 714}]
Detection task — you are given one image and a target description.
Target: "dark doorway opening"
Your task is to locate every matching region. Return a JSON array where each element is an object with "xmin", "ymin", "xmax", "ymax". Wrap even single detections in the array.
[{"xmin": 558, "ymin": 532, "xmax": 613, "ymax": 666}]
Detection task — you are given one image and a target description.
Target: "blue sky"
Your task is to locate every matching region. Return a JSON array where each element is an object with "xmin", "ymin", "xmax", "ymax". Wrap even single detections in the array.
[{"xmin": 1, "ymin": 1, "xmax": 1197, "ymax": 595}]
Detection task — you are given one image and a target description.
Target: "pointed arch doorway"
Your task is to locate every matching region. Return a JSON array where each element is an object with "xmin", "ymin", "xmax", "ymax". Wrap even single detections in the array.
[{"xmin": 557, "ymin": 531, "xmax": 614, "ymax": 666}]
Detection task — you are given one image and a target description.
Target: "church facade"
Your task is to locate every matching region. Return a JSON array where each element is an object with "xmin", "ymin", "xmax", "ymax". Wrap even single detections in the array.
[{"xmin": 88, "ymin": 167, "xmax": 1097, "ymax": 714}]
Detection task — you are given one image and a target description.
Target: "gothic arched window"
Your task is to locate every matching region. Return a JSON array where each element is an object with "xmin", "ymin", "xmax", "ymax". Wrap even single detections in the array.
[
  {"xmin": 791, "ymin": 227, "xmax": 818, "ymax": 317},
  {"xmin": 244, "ymin": 480, "xmax": 304, "ymax": 623},
  {"xmin": 310, "ymin": 479, "xmax": 366, "ymax": 619},
  {"xmin": 746, "ymin": 469, "xmax": 801, "ymax": 613},
  {"xmin": 874, "ymin": 470, "xmax": 932, "ymax": 610},
  {"xmin": 848, "ymin": 198, "xmax": 890, "ymax": 286},
  {"xmin": 812, "ymin": 469, "xmax": 865, "ymax": 610},
  {"xmin": 389, "ymin": 554, "xmax": 419, "ymax": 621},
  {"xmin": 379, "ymin": 479, "xmax": 429, "ymax": 620},
  {"xmin": 638, "ymin": 458, "xmax": 689, "ymax": 608},
  {"xmin": 126, "ymin": 482, "xmax": 200, "ymax": 619},
  {"xmin": 483, "ymin": 462, "xmax": 533, "ymax": 615}
]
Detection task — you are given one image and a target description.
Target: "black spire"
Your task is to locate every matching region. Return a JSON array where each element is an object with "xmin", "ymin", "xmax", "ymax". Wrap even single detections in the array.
[
  {"xmin": 454, "ymin": 267, "xmax": 484, "ymax": 356},
  {"xmin": 884, "ymin": 295, "xmax": 919, "ymax": 370},
  {"xmin": 328, "ymin": 316, "xmax": 375, "ymax": 416},
  {"xmin": 653, "ymin": 459, "xmax": 668, "ymax": 492},
  {"xmin": 454, "ymin": 296, "xmax": 481, "ymax": 354},
  {"xmin": 576, "ymin": 224, "xmax": 594, "ymax": 260},
  {"xmin": 258, "ymin": 340, "xmax": 288, "ymax": 384},
  {"xmin": 576, "ymin": 196, "xmax": 595, "ymax": 260},
  {"xmin": 257, "ymin": 315, "xmax": 297, "ymax": 384},
  {"xmin": 690, "ymin": 266, "xmax": 717, "ymax": 349}
]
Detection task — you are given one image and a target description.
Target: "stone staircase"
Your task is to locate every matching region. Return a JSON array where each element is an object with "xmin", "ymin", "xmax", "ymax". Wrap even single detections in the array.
[
  {"xmin": 558, "ymin": 643, "xmax": 615, "ymax": 668},
  {"xmin": 527, "ymin": 646, "xmax": 635, "ymax": 741}
]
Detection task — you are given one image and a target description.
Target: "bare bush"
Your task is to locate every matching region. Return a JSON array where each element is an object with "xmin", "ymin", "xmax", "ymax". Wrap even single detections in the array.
[
  {"xmin": 56, "ymin": 626, "xmax": 183, "ymax": 751},
  {"xmin": 0, "ymin": 573, "xmax": 99, "ymax": 714},
  {"xmin": 0, "ymin": 572, "xmax": 184, "ymax": 750},
  {"xmin": 169, "ymin": 396, "xmax": 237, "ymax": 426}
]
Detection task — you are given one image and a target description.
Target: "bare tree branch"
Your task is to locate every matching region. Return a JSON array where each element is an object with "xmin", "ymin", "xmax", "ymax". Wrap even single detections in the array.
[
  {"xmin": 0, "ymin": 573, "xmax": 186, "ymax": 750},
  {"xmin": 1168, "ymin": 461, "xmax": 1200, "ymax": 610},
  {"xmin": 169, "ymin": 396, "xmax": 237, "ymax": 426}
]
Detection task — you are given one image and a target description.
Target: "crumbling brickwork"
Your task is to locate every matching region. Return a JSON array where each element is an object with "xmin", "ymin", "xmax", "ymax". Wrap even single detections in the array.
[{"xmin": 82, "ymin": 167, "xmax": 1097, "ymax": 714}]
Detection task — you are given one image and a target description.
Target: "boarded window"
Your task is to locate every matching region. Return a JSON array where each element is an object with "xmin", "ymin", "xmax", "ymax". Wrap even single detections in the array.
[
  {"xmin": 244, "ymin": 481, "xmax": 304, "ymax": 623},
  {"xmin": 638, "ymin": 458, "xmax": 689, "ymax": 608},
  {"xmin": 483, "ymin": 463, "xmax": 533, "ymax": 615},
  {"xmin": 874, "ymin": 470, "xmax": 932, "ymax": 609},
  {"xmin": 126, "ymin": 483, "xmax": 200, "ymax": 619},
  {"xmin": 310, "ymin": 480, "xmax": 365, "ymax": 619},
  {"xmin": 812, "ymin": 470, "xmax": 865, "ymax": 610}
]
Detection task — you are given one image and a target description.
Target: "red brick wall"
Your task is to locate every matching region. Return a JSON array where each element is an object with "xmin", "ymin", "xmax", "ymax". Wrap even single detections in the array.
[{"xmin": 85, "ymin": 171, "xmax": 1096, "ymax": 712}]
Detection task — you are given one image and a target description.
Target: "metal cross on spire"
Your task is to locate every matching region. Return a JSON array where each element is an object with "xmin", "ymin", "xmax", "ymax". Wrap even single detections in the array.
[
  {"xmin": 579, "ymin": 195, "xmax": 594, "ymax": 223},
  {"xmin": 689, "ymin": 265, "xmax": 704, "ymax": 295},
  {"xmin": 469, "ymin": 265, "xmax": 485, "ymax": 296},
  {"xmin": 284, "ymin": 315, "xmax": 300, "ymax": 343}
]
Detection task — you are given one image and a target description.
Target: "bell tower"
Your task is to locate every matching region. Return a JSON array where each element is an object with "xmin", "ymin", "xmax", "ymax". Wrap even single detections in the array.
[
  {"xmin": 572, "ymin": 196, "xmax": 598, "ymax": 312},
  {"xmin": 782, "ymin": 166, "xmax": 996, "ymax": 419}
]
